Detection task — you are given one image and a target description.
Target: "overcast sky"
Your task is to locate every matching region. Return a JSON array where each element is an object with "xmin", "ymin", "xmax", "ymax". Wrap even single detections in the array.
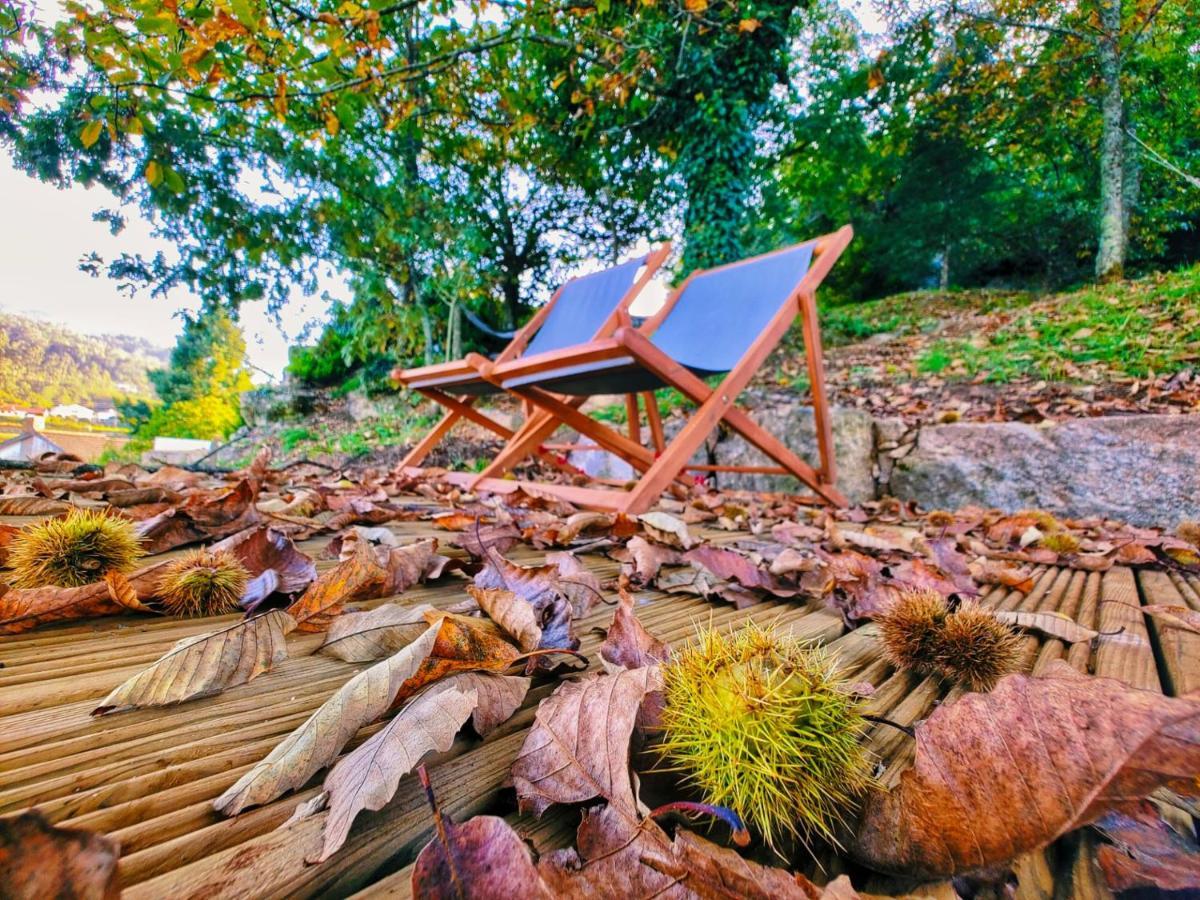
[{"xmin": 0, "ymin": 2, "xmax": 883, "ymax": 381}]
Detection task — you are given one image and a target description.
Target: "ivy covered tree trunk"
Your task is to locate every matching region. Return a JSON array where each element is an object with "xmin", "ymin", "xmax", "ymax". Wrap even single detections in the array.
[
  {"xmin": 679, "ymin": 99, "xmax": 756, "ymax": 275},
  {"xmin": 1095, "ymin": 0, "xmax": 1127, "ymax": 281}
]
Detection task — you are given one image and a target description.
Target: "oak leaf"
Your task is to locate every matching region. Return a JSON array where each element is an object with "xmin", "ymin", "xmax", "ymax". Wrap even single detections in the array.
[
  {"xmin": 850, "ymin": 662, "xmax": 1200, "ymax": 878},
  {"xmin": 93, "ymin": 610, "xmax": 295, "ymax": 715}
]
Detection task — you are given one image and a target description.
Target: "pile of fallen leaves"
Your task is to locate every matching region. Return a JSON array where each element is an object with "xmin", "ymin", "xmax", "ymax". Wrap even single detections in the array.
[{"xmin": 1, "ymin": 450, "xmax": 1199, "ymax": 897}]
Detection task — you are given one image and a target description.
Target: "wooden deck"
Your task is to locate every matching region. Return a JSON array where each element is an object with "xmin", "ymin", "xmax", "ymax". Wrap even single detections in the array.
[{"xmin": 2, "ymin": 511, "xmax": 1198, "ymax": 898}]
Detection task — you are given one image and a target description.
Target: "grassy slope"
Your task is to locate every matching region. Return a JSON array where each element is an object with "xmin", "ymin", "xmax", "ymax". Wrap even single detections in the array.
[{"xmin": 816, "ymin": 264, "xmax": 1200, "ymax": 384}]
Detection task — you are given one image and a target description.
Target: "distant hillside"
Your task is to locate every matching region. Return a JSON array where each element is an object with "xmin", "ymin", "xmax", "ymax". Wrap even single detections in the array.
[{"xmin": 0, "ymin": 310, "xmax": 169, "ymax": 407}]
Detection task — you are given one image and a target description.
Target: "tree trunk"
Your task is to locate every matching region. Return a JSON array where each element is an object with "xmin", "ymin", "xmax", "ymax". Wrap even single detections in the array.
[
  {"xmin": 1094, "ymin": 0, "xmax": 1126, "ymax": 281},
  {"xmin": 939, "ymin": 243, "xmax": 951, "ymax": 291},
  {"xmin": 1122, "ymin": 113, "xmax": 1140, "ymax": 246},
  {"xmin": 679, "ymin": 101, "xmax": 755, "ymax": 275}
]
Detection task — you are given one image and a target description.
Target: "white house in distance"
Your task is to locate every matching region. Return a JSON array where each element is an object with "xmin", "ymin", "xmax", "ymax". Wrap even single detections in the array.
[{"xmin": 49, "ymin": 403, "xmax": 95, "ymax": 420}]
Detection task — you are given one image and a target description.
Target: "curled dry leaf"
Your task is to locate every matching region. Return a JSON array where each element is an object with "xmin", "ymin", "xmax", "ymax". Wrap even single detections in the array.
[
  {"xmin": 850, "ymin": 661, "xmax": 1200, "ymax": 879},
  {"xmin": 288, "ymin": 537, "xmax": 447, "ymax": 632},
  {"xmin": 318, "ymin": 603, "xmax": 434, "ymax": 662},
  {"xmin": 412, "ymin": 804, "xmax": 813, "ymax": 900},
  {"xmin": 104, "ymin": 570, "xmax": 153, "ymax": 613},
  {"xmin": 214, "ymin": 623, "xmax": 441, "ymax": 816},
  {"xmin": 93, "ymin": 610, "xmax": 296, "ymax": 715},
  {"xmin": 616, "ymin": 535, "xmax": 683, "ymax": 586},
  {"xmin": 545, "ymin": 550, "xmax": 604, "ymax": 617},
  {"xmin": 968, "ymin": 558, "xmax": 1036, "ymax": 593},
  {"xmin": 511, "ymin": 665, "xmax": 662, "ymax": 818},
  {"xmin": 135, "ymin": 479, "xmax": 261, "ymax": 553},
  {"xmin": 303, "ymin": 672, "xmax": 528, "ymax": 863},
  {"xmin": 994, "ymin": 610, "xmax": 1100, "ymax": 643},
  {"xmin": 682, "ymin": 545, "xmax": 802, "ymax": 598},
  {"xmin": 1141, "ymin": 604, "xmax": 1200, "ymax": 635},
  {"xmin": 468, "ymin": 585, "xmax": 541, "ymax": 652},
  {"xmin": 600, "ymin": 586, "xmax": 669, "ymax": 674},
  {"xmin": 212, "ymin": 525, "xmax": 316, "ymax": 594},
  {"xmin": 474, "ymin": 554, "xmax": 579, "ymax": 668},
  {"xmin": 1093, "ymin": 799, "xmax": 1200, "ymax": 892},
  {"xmin": 402, "ymin": 611, "xmax": 522, "ymax": 705},
  {"xmin": 452, "ymin": 522, "xmax": 522, "ymax": 557},
  {"xmin": 0, "ymin": 579, "xmax": 123, "ymax": 634},
  {"xmin": 0, "ymin": 810, "xmax": 119, "ymax": 900},
  {"xmin": 638, "ymin": 511, "xmax": 695, "ymax": 549}
]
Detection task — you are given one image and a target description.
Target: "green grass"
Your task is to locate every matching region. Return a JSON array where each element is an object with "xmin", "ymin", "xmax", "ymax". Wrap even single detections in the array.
[{"xmin": 818, "ymin": 264, "xmax": 1200, "ymax": 384}]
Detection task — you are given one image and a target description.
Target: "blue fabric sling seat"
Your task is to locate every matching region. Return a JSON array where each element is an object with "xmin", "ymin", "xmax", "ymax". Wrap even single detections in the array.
[
  {"xmin": 497, "ymin": 243, "xmax": 814, "ymax": 396},
  {"xmin": 398, "ymin": 255, "xmax": 650, "ymax": 397}
]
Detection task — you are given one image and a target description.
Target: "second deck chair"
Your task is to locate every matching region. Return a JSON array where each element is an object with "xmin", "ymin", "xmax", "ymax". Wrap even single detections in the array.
[
  {"xmin": 468, "ymin": 226, "xmax": 854, "ymax": 514},
  {"xmin": 392, "ymin": 244, "xmax": 671, "ymax": 474}
]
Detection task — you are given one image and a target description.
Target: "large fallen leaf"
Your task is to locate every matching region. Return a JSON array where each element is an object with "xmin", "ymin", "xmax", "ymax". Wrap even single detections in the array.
[
  {"xmin": 0, "ymin": 810, "xmax": 119, "ymax": 900},
  {"xmin": 214, "ymin": 623, "xmax": 441, "ymax": 815},
  {"xmin": 317, "ymin": 603, "xmax": 434, "ymax": 662},
  {"xmin": 93, "ymin": 610, "xmax": 296, "ymax": 715},
  {"xmin": 511, "ymin": 665, "xmax": 662, "ymax": 818},
  {"xmin": 302, "ymin": 672, "xmax": 528, "ymax": 863},
  {"xmin": 850, "ymin": 661, "xmax": 1200, "ymax": 878},
  {"xmin": 994, "ymin": 609, "xmax": 1099, "ymax": 643},
  {"xmin": 600, "ymin": 586, "xmax": 669, "ymax": 674},
  {"xmin": 1093, "ymin": 799, "xmax": 1200, "ymax": 892},
  {"xmin": 398, "ymin": 611, "xmax": 522, "ymax": 705},
  {"xmin": 682, "ymin": 545, "xmax": 802, "ymax": 597},
  {"xmin": 135, "ymin": 479, "xmax": 261, "ymax": 553},
  {"xmin": 0, "ymin": 579, "xmax": 123, "ymax": 634},
  {"xmin": 468, "ymin": 586, "xmax": 541, "ymax": 651}
]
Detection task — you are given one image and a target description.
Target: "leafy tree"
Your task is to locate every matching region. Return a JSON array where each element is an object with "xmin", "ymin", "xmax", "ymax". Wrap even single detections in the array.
[{"xmin": 140, "ymin": 306, "xmax": 253, "ymax": 441}]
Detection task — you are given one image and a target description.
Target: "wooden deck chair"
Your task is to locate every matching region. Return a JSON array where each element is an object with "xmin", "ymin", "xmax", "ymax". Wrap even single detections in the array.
[
  {"xmin": 468, "ymin": 226, "xmax": 854, "ymax": 514},
  {"xmin": 391, "ymin": 244, "xmax": 671, "ymax": 474}
]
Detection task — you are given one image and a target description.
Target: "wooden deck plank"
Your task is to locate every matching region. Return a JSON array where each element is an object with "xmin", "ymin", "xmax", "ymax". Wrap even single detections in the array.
[{"xmin": 1136, "ymin": 568, "xmax": 1200, "ymax": 696}]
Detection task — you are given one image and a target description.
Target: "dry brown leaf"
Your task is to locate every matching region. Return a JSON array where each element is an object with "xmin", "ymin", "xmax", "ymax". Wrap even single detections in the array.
[
  {"xmin": 302, "ymin": 672, "xmax": 528, "ymax": 863},
  {"xmin": 135, "ymin": 479, "xmax": 261, "ymax": 553},
  {"xmin": 211, "ymin": 525, "xmax": 317, "ymax": 594},
  {"xmin": 511, "ymin": 665, "xmax": 662, "ymax": 818},
  {"xmin": 93, "ymin": 610, "xmax": 296, "ymax": 715},
  {"xmin": 397, "ymin": 611, "xmax": 522, "ymax": 706},
  {"xmin": 617, "ymin": 535, "xmax": 683, "ymax": 586},
  {"xmin": 103, "ymin": 570, "xmax": 154, "ymax": 613},
  {"xmin": 994, "ymin": 609, "xmax": 1099, "ymax": 643},
  {"xmin": 851, "ymin": 661, "xmax": 1200, "ymax": 878},
  {"xmin": 0, "ymin": 579, "xmax": 124, "ymax": 634},
  {"xmin": 317, "ymin": 603, "xmax": 434, "ymax": 662},
  {"xmin": 468, "ymin": 585, "xmax": 541, "ymax": 651},
  {"xmin": 433, "ymin": 510, "xmax": 487, "ymax": 531},
  {"xmin": 287, "ymin": 538, "xmax": 388, "ymax": 631},
  {"xmin": 474, "ymin": 554, "xmax": 578, "ymax": 668},
  {"xmin": 214, "ymin": 622, "xmax": 440, "ymax": 815},
  {"xmin": 545, "ymin": 550, "xmax": 604, "ymax": 617},
  {"xmin": 412, "ymin": 804, "xmax": 812, "ymax": 900},
  {"xmin": 968, "ymin": 558, "xmax": 1036, "ymax": 593},
  {"xmin": 0, "ymin": 810, "xmax": 119, "ymax": 899},
  {"xmin": 1093, "ymin": 799, "xmax": 1200, "ymax": 892},
  {"xmin": 1141, "ymin": 604, "xmax": 1200, "ymax": 635},
  {"xmin": 600, "ymin": 586, "xmax": 669, "ymax": 674},
  {"xmin": 639, "ymin": 511, "xmax": 695, "ymax": 548},
  {"xmin": 682, "ymin": 545, "xmax": 803, "ymax": 598},
  {"xmin": 0, "ymin": 495, "xmax": 72, "ymax": 515}
]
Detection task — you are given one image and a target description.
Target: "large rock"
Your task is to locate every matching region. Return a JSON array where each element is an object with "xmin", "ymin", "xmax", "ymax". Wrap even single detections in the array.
[
  {"xmin": 890, "ymin": 413, "xmax": 1200, "ymax": 528},
  {"xmin": 707, "ymin": 399, "xmax": 876, "ymax": 503}
]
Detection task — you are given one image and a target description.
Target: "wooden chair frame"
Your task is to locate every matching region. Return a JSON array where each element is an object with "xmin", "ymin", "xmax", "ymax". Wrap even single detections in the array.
[
  {"xmin": 465, "ymin": 226, "xmax": 854, "ymax": 514},
  {"xmin": 392, "ymin": 244, "xmax": 672, "ymax": 474}
]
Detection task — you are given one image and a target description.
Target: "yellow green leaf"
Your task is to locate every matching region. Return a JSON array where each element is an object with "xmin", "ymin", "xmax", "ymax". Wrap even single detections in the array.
[
  {"xmin": 145, "ymin": 160, "xmax": 162, "ymax": 187},
  {"xmin": 80, "ymin": 120, "xmax": 103, "ymax": 148}
]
